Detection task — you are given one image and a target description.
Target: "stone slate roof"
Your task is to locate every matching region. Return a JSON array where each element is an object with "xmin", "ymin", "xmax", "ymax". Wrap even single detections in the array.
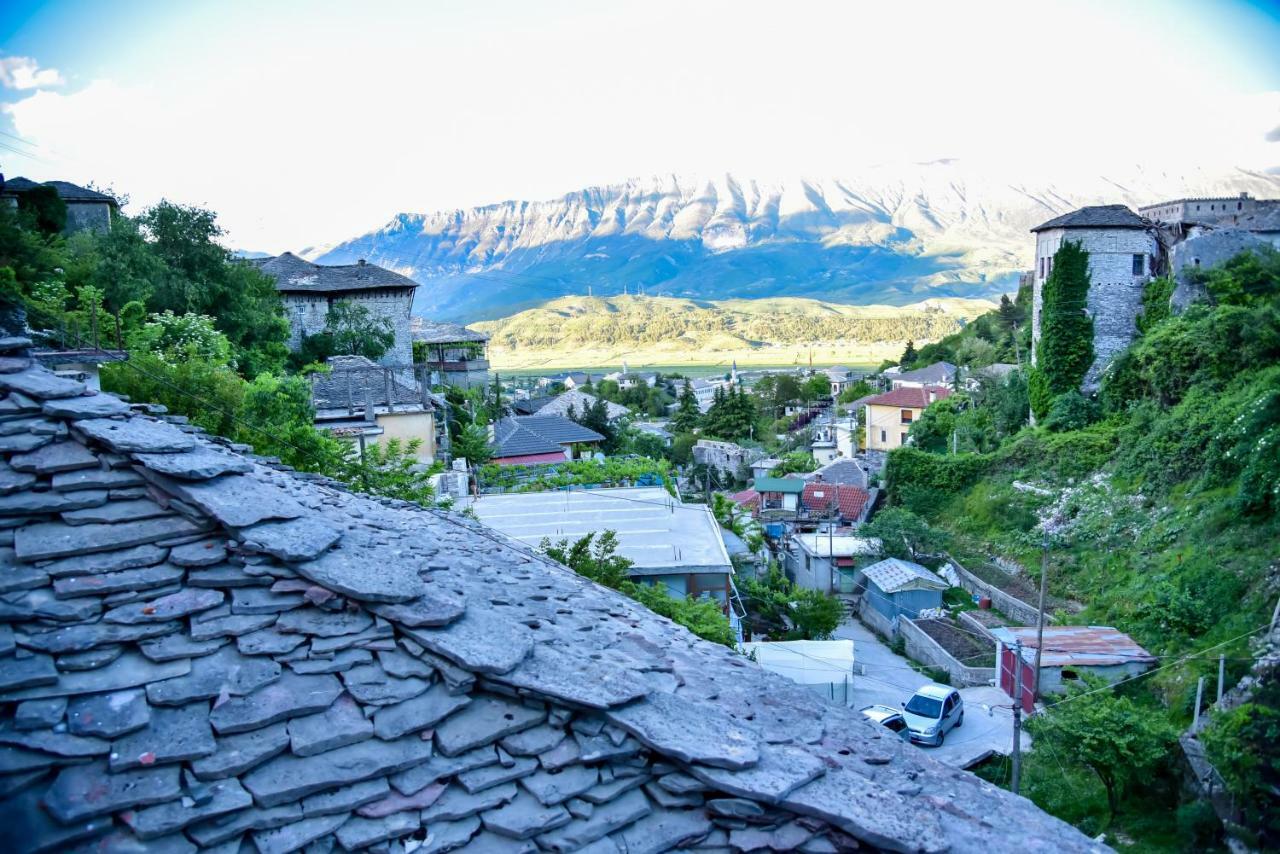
[
  {"xmin": 891, "ymin": 362, "xmax": 956, "ymax": 387},
  {"xmin": 411, "ymin": 320, "xmax": 490, "ymax": 346},
  {"xmin": 2, "ymin": 177, "xmax": 117, "ymax": 205},
  {"xmin": 535, "ymin": 391, "xmax": 629, "ymax": 423},
  {"xmin": 491, "ymin": 416, "xmax": 605, "ymax": 460},
  {"xmin": 1030, "ymin": 205, "xmax": 1150, "ymax": 232},
  {"xmin": 310, "ymin": 356, "xmax": 424, "ymax": 412},
  {"xmin": 254, "ymin": 253, "xmax": 418, "ymax": 295},
  {"xmin": 807, "ymin": 460, "xmax": 867, "ymax": 488},
  {"xmin": 0, "ymin": 342, "xmax": 1101, "ymax": 852}
]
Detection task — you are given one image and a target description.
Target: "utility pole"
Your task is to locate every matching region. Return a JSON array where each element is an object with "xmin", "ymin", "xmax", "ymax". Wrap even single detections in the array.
[
  {"xmin": 1217, "ymin": 655, "xmax": 1225, "ymax": 705},
  {"xmin": 1012, "ymin": 639, "xmax": 1024, "ymax": 795},
  {"xmin": 1193, "ymin": 676, "xmax": 1206, "ymax": 728},
  {"xmin": 1032, "ymin": 528, "xmax": 1049, "ymax": 699}
]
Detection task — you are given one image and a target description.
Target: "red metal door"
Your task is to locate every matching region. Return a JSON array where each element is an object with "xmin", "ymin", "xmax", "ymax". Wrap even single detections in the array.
[{"xmin": 999, "ymin": 647, "xmax": 1035, "ymax": 713}]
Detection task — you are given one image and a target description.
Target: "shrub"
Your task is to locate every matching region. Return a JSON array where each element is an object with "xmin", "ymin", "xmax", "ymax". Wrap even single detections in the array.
[
  {"xmin": 884, "ymin": 447, "xmax": 989, "ymax": 496},
  {"xmin": 1042, "ymin": 390, "xmax": 1099, "ymax": 432}
]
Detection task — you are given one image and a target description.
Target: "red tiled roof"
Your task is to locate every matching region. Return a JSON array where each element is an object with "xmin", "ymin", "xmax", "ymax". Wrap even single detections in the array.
[
  {"xmin": 729, "ymin": 488, "xmax": 760, "ymax": 509},
  {"xmin": 863, "ymin": 385, "xmax": 953, "ymax": 409},
  {"xmin": 491, "ymin": 452, "xmax": 567, "ymax": 466},
  {"xmin": 801, "ymin": 483, "xmax": 870, "ymax": 520}
]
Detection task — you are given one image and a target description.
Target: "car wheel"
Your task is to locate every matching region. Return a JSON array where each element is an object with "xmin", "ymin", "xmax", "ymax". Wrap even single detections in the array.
[
  {"xmin": 936, "ymin": 730, "xmax": 946, "ymax": 746},
  {"xmin": 956, "ymin": 711, "xmax": 964, "ymax": 728}
]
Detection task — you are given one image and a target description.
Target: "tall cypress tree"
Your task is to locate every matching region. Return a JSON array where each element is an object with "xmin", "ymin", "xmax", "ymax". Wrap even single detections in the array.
[
  {"xmin": 1029, "ymin": 240, "xmax": 1094, "ymax": 419},
  {"xmin": 671, "ymin": 379, "xmax": 700, "ymax": 433}
]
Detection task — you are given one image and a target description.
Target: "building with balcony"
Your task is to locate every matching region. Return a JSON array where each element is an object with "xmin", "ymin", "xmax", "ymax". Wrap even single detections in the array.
[{"xmin": 410, "ymin": 318, "xmax": 491, "ymax": 389}]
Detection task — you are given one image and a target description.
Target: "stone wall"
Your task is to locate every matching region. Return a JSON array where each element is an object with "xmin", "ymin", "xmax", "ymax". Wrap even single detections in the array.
[
  {"xmin": 282, "ymin": 289, "xmax": 414, "ymax": 370},
  {"xmin": 1031, "ymin": 226, "xmax": 1158, "ymax": 391},
  {"xmin": 947, "ymin": 557, "xmax": 1049, "ymax": 627},
  {"xmin": 898, "ymin": 617, "xmax": 996, "ymax": 688},
  {"xmin": 64, "ymin": 201, "xmax": 112, "ymax": 234}
]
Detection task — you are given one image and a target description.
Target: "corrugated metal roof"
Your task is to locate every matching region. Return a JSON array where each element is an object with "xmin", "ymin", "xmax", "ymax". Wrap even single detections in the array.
[
  {"xmin": 992, "ymin": 626, "xmax": 1155, "ymax": 667},
  {"xmin": 862, "ymin": 558, "xmax": 948, "ymax": 594}
]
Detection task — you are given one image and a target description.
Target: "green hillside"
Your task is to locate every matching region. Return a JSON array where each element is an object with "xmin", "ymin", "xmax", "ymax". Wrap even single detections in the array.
[
  {"xmin": 473, "ymin": 294, "xmax": 997, "ymax": 352},
  {"xmin": 881, "ymin": 250, "xmax": 1280, "ymax": 848}
]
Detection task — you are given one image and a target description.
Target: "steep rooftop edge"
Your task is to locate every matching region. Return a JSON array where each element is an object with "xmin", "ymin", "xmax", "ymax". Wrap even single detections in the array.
[{"xmin": 0, "ymin": 339, "xmax": 1104, "ymax": 853}]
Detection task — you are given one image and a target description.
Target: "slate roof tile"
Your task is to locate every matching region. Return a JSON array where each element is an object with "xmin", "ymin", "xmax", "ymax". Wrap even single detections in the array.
[{"xmin": 0, "ymin": 350, "xmax": 1103, "ymax": 854}]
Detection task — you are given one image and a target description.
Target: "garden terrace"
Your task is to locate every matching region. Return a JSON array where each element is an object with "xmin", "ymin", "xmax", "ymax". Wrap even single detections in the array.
[
  {"xmin": 0, "ymin": 340, "xmax": 1101, "ymax": 852},
  {"xmin": 914, "ymin": 619, "xmax": 994, "ymax": 666}
]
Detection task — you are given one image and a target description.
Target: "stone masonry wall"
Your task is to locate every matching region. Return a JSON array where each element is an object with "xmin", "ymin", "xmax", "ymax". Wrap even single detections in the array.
[
  {"xmin": 282, "ymin": 290, "xmax": 414, "ymax": 370},
  {"xmin": 64, "ymin": 201, "xmax": 113, "ymax": 235},
  {"xmin": 1032, "ymin": 227, "xmax": 1158, "ymax": 391}
]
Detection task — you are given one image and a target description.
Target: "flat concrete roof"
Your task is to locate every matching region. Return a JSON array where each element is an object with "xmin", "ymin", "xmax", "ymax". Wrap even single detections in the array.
[{"xmin": 468, "ymin": 487, "xmax": 732, "ymax": 575}]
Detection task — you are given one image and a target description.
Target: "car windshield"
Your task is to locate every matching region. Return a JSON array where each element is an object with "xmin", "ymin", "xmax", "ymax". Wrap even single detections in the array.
[{"xmin": 905, "ymin": 695, "xmax": 943, "ymax": 718}]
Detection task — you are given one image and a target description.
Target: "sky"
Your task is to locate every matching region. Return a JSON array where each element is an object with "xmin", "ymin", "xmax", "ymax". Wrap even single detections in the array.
[{"xmin": 1, "ymin": 0, "xmax": 1278, "ymax": 251}]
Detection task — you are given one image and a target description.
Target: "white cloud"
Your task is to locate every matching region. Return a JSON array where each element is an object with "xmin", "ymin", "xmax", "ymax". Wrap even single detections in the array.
[{"xmin": 0, "ymin": 56, "xmax": 64, "ymax": 90}]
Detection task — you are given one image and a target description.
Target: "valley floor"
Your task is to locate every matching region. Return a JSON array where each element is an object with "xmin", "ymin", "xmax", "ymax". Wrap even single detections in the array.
[{"xmin": 488, "ymin": 340, "xmax": 902, "ymax": 371}]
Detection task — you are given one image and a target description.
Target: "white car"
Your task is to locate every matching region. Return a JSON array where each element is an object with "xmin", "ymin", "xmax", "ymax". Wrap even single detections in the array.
[
  {"xmin": 860, "ymin": 704, "xmax": 910, "ymax": 739},
  {"xmin": 901, "ymin": 684, "xmax": 964, "ymax": 746}
]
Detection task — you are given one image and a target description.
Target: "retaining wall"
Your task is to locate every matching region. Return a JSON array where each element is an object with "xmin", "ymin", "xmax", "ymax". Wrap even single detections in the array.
[
  {"xmin": 898, "ymin": 617, "xmax": 996, "ymax": 688},
  {"xmin": 947, "ymin": 557, "xmax": 1051, "ymax": 627}
]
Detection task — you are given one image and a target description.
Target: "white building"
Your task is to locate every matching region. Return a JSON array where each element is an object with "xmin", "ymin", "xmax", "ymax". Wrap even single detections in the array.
[
  {"xmin": 1030, "ymin": 205, "xmax": 1159, "ymax": 391},
  {"xmin": 785, "ymin": 532, "xmax": 881, "ymax": 595}
]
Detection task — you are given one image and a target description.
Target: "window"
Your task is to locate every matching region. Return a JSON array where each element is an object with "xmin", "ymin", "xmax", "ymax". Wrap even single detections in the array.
[
  {"xmin": 1238, "ymin": 201, "xmax": 1243, "ymax": 210},
  {"xmin": 1132, "ymin": 253, "xmax": 1145, "ymax": 276},
  {"xmin": 879, "ymin": 429, "xmax": 887, "ymax": 443},
  {"xmin": 900, "ymin": 432, "xmax": 908, "ymax": 445},
  {"xmin": 900, "ymin": 409, "xmax": 914, "ymax": 424}
]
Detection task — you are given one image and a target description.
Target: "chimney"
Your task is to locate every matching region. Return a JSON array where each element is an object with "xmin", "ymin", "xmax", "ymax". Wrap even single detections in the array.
[{"xmin": 358, "ymin": 259, "xmax": 367, "ymax": 266}]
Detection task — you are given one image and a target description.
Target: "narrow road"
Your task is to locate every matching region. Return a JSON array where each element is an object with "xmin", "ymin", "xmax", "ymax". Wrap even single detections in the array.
[{"xmin": 833, "ymin": 618, "xmax": 1029, "ymax": 768}]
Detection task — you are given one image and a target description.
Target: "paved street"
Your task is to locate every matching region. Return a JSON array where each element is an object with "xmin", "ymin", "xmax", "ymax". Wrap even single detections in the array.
[{"xmin": 833, "ymin": 618, "xmax": 1030, "ymax": 768}]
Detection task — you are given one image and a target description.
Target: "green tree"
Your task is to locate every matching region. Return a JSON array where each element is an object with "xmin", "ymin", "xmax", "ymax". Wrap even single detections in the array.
[
  {"xmin": 837, "ymin": 380, "xmax": 874, "ymax": 404},
  {"xmin": 1030, "ymin": 240, "xmax": 1094, "ymax": 420},
  {"xmin": 1201, "ymin": 690, "xmax": 1280, "ymax": 845},
  {"xmin": 801, "ymin": 374, "xmax": 830, "ymax": 401},
  {"xmin": 1028, "ymin": 684, "xmax": 1176, "ymax": 821},
  {"xmin": 742, "ymin": 566, "xmax": 843, "ymax": 640},
  {"xmin": 128, "ymin": 311, "xmax": 235, "ymax": 366},
  {"xmin": 236, "ymin": 372, "xmax": 346, "ymax": 473},
  {"xmin": 18, "ymin": 186, "xmax": 67, "ymax": 235},
  {"xmin": 670, "ymin": 380, "xmax": 700, "ymax": 433},
  {"xmin": 101, "ymin": 350, "xmax": 245, "ymax": 439},
  {"xmin": 541, "ymin": 530, "xmax": 633, "ymax": 589},
  {"xmin": 320, "ymin": 299, "xmax": 395, "ymax": 361},
  {"xmin": 452, "ymin": 423, "xmax": 493, "ymax": 467},
  {"xmin": 901, "ymin": 339, "xmax": 918, "ymax": 366},
  {"xmin": 861, "ymin": 507, "xmax": 945, "ymax": 561},
  {"xmin": 772, "ymin": 451, "xmax": 816, "ymax": 476},
  {"xmin": 343, "ymin": 438, "xmax": 440, "ymax": 504}
]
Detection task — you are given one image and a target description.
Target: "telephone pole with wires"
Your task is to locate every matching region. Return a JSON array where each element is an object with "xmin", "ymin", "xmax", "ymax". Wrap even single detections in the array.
[{"xmin": 1012, "ymin": 639, "xmax": 1024, "ymax": 795}]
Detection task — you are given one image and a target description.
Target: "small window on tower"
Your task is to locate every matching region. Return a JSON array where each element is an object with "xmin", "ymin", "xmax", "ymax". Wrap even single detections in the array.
[{"xmin": 1132, "ymin": 254, "xmax": 1145, "ymax": 276}]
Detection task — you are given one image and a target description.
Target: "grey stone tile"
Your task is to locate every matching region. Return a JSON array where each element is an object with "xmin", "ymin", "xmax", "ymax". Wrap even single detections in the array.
[
  {"xmin": 403, "ymin": 608, "xmax": 533, "ymax": 676},
  {"xmin": 288, "ymin": 693, "xmax": 373, "ymax": 756},
  {"xmin": 420, "ymin": 781, "xmax": 517, "ymax": 823},
  {"xmin": 103, "ymin": 587, "xmax": 224, "ymax": 624},
  {"xmin": 62, "ymin": 498, "xmax": 172, "ymax": 525},
  {"xmin": 335, "ymin": 812, "xmax": 419, "ymax": 850},
  {"xmin": 0, "ymin": 650, "xmax": 57, "ymax": 691},
  {"xmin": 520, "ymin": 764, "xmax": 599, "ymax": 807},
  {"xmin": 75, "ymin": 417, "xmax": 198, "ymax": 453},
  {"xmin": 689, "ymin": 743, "xmax": 826, "ymax": 804},
  {"xmin": 481, "ymin": 790, "xmax": 572, "ymax": 840},
  {"xmin": 238, "ymin": 516, "xmax": 342, "ymax": 563},
  {"xmin": 124, "ymin": 778, "xmax": 253, "ymax": 839},
  {"xmin": 134, "ymin": 446, "xmax": 253, "ymax": 480},
  {"xmin": 169, "ymin": 538, "xmax": 228, "ymax": 567},
  {"xmin": 230, "ymin": 586, "xmax": 305, "ymax": 615},
  {"xmin": 209, "ymin": 670, "xmax": 342, "ymax": 735},
  {"xmin": 39, "ymin": 542, "xmax": 168, "ymax": 577},
  {"xmin": 252, "ymin": 812, "xmax": 349, "ymax": 854},
  {"xmin": 435, "ymin": 694, "xmax": 546, "ymax": 757},
  {"xmin": 0, "ymin": 743, "xmax": 63, "ymax": 774},
  {"xmin": 456, "ymin": 755, "xmax": 539, "ymax": 794},
  {"xmin": 45, "ymin": 760, "xmax": 181, "ymax": 822},
  {"xmin": 138, "ymin": 469, "xmax": 304, "ymax": 528},
  {"xmin": 0, "ymin": 368, "xmax": 86, "ymax": 400},
  {"xmin": 291, "ymin": 543, "xmax": 428, "ymax": 604},
  {"xmin": 300, "ymin": 777, "xmax": 390, "ymax": 817},
  {"xmin": 578, "ymin": 772, "xmax": 650, "ymax": 805},
  {"xmin": 501, "ymin": 724, "xmax": 565, "ymax": 757},
  {"xmin": 605, "ymin": 691, "xmax": 760, "ymax": 771},
  {"xmin": 190, "ymin": 721, "xmax": 290, "ymax": 781},
  {"xmin": 0, "ymin": 722, "xmax": 109, "ymax": 757},
  {"xmin": 372, "ymin": 682, "xmax": 471, "ymax": 740},
  {"xmin": 377, "ymin": 648, "xmax": 433, "ymax": 679},
  {"xmin": 242, "ymin": 733, "xmax": 435, "ymax": 807},
  {"xmin": 15, "ymin": 516, "xmax": 208, "ymax": 562},
  {"xmin": 275, "ymin": 607, "xmax": 373, "ymax": 638},
  {"xmin": 387, "ymin": 745, "xmax": 498, "ymax": 797},
  {"xmin": 0, "ymin": 487, "xmax": 107, "ymax": 515},
  {"xmin": 110, "ymin": 701, "xmax": 216, "ymax": 771},
  {"xmin": 188, "ymin": 613, "xmax": 278, "ymax": 641},
  {"xmin": 146, "ymin": 645, "xmax": 281, "ymax": 705},
  {"xmin": 68, "ymin": 688, "xmax": 151, "ymax": 738},
  {"xmin": 19, "ymin": 620, "xmax": 181, "ymax": 654},
  {"xmin": 417, "ymin": 816, "xmax": 481, "ymax": 854},
  {"xmin": 237, "ymin": 628, "xmax": 306, "ymax": 656},
  {"xmin": 0, "ymin": 431, "xmax": 52, "ymax": 453},
  {"xmin": 0, "ymin": 586, "xmax": 102, "ymax": 621},
  {"xmin": 340, "ymin": 664, "xmax": 429, "ymax": 706},
  {"xmin": 187, "ymin": 803, "xmax": 302, "ymax": 847},
  {"xmin": 779, "ymin": 768, "xmax": 947, "ymax": 854},
  {"xmin": 52, "ymin": 562, "xmax": 183, "ymax": 598},
  {"xmin": 50, "ymin": 467, "xmax": 143, "ymax": 492},
  {"xmin": 13, "ymin": 696, "xmax": 65, "ymax": 729},
  {"xmin": 535, "ymin": 787, "xmax": 651, "ymax": 851},
  {"xmin": 366, "ymin": 589, "xmax": 465, "ymax": 628},
  {"xmin": 0, "ymin": 784, "xmax": 115, "ymax": 853},
  {"xmin": 0, "ymin": 464, "xmax": 35, "ymax": 495},
  {"xmin": 56, "ymin": 644, "xmax": 125, "ymax": 671},
  {"xmin": 9, "ymin": 440, "xmax": 99, "ymax": 474},
  {"xmin": 494, "ymin": 644, "xmax": 649, "ymax": 710},
  {"xmin": 286, "ymin": 648, "xmax": 372, "ymax": 675},
  {"xmin": 139, "ymin": 632, "xmax": 227, "ymax": 662},
  {"xmin": 615, "ymin": 806, "xmax": 715, "ymax": 854},
  {"xmin": 41, "ymin": 392, "xmax": 132, "ymax": 419}
]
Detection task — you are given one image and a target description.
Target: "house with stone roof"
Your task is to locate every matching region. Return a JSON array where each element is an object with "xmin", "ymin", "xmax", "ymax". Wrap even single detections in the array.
[
  {"xmin": 0, "ymin": 331, "xmax": 1104, "ymax": 852},
  {"xmin": 410, "ymin": 319, "xmax": 490, "ymax": 390},
  {"xmin": 489, "ymin": 415, "xmax": 604, "ymax": 466},
  {"xmin": 1, "ymin": 176, "xmax": 118, "ymax": 234},
  {"xmin": 533, "ymin": 389, "xmax": 630, "ymax": 424},
  {"xmin": 253, "ymin": 253, "xmax": 417, "ymax": 372}
]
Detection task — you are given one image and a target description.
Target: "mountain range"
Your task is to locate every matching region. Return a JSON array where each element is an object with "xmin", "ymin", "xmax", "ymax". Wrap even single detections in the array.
[{"xmin": 307, "ymin": 162, "xmax": 1280, "ymax": 321}]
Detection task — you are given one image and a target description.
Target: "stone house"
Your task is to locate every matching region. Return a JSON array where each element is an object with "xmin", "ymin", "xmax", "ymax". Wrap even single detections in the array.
[
  {"xmin": 254, "ymin": 253, "xmax": 416, "ymax": 370},
  {"xmin": 1, "ymin": 177, "xmax": 117, "ymax": 233},
  {"xmin": 692, "ymin": 439, "xmax": 763, "ymax": 482},
  {"xmin": 888, "ymin": 362, "xmax": 955, "ymax": 390},
  {"xmin": 1030, "ymin": 205, "xmax": 1160, "ymax": 390},
  {"xmin": 862, "ymin": 385, "xmax": 952, "ymax": 451}
]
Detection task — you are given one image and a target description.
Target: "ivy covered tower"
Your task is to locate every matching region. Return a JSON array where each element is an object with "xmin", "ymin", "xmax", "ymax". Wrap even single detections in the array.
[{"xmin": 1030, "ymin": 205, "xmax": 1159, "ymax": 391}]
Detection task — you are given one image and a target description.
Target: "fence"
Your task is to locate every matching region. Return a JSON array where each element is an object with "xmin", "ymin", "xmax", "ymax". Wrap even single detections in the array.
[
  {"xmin": 898, "ymin": 616, "xmax": 996, "ymax": 688},
  {"xmin": 946, "ymin": 556, "xmax": 1051, "ymax": 627}
]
